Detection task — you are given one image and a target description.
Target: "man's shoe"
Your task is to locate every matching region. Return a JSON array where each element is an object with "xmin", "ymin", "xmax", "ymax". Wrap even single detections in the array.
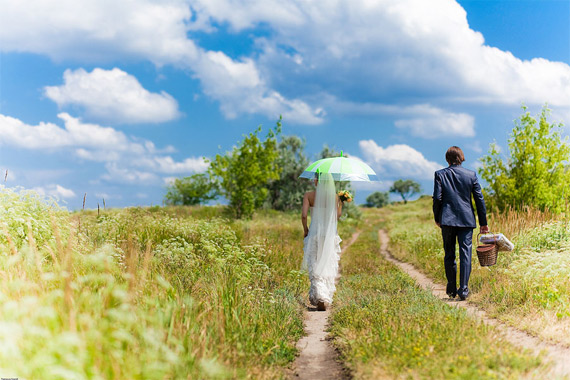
[
  {"xmin": 446, "ymin": 284, "xmax": 457, "ymax": 299},
  {"xmin": 317, "ymin": 300, "xmax": 327, "ymax": 311},
  {"xmin": 457, "ymin": 286, "xmax": 469, "ymax": 301}
]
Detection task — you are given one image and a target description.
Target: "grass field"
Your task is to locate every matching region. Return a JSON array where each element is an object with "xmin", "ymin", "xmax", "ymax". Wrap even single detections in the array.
[
  {"xmin": 384, "ymin": 196, "xmax": 570, "ymax": 346},
  {"xmin": 329, "ymin": 208, "xmax": 541, "ymax": 379},
  {"xmin": 0, "ymin": 186, "xmax": 563, "ymax": 378},
  {"xmin": 0, "ymin": 187, "xmax": 318, "ymax": 379}
]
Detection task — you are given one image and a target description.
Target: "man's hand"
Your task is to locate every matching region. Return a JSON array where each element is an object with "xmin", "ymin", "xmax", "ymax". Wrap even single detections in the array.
[
  {"xmin": 304, "ymin": 229, "xmax": 309, "ymax": 238},
  {"xmin": 480, "ymin": 225, "xmax": 489, "ymax": 234}
]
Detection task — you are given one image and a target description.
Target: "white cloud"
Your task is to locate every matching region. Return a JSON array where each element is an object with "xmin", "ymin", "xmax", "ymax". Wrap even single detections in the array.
[
  {"xmin": 0, "ymin": 114, "xmax": 73, "ymax": 149},
  {"xmin": 190, "ymin": 0, "xmax": 304, "ymax": 31},
  {"xmin": 395, "ymin": 110, "xmax": 475, "ymax": 138},
  {"xmin": 0, "ymin": 112, "xmax": 208, "ymax": 184},
  {"xmin": 163, "ymin": 177, "xmax": 177, "ymax": 186},
  {"xmin": 359, "ymin": 140, "xmax": 443, "ymax": 180},
  {"xmin": 101, "ymin": 163, "xmax": 159, "ymax": 184},
  {"xmin": 193, "ymin": 51, "xmax": 324, "ymax": 124},
  {"xmin": 0, "ymin": 112, "xmax": 142, "ymax": 151},
  {"xmin": 33, "ymin": 184, "xmax": 76, "ymax": 199},
  {"xmin": 0, "ymin": 1, "xmax": 322, "ymax": 125},
  {"xmin": 324, "ymin": 99, "xmax": 476, "ymax": 138},
  {"xmin": 45, "ymin": 68, "xmax": 180, "ymax": 124},
  {"xmin": 150, "ymin": 156, "xmax": 209, "ymax": 174},
  {"xmin": 193, "ymin": 0, "xmax": 570, "ymax": 110},
  {"xmin": 1, "ymin": 0, "xmax": 569, "ymax": 125},
  {"xmin": 0, "ymin": 0, "xmax": 199, "ymax": 65},
  {"xmin": 76, "ymin": 148, "xmax": 121, "ymax": 162}
]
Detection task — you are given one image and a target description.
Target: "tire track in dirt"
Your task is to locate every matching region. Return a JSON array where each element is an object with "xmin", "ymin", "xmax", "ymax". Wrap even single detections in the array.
[
  {"xmin": 378, "ymin": 229, "xmax": 570, "ymax": 379},
  {"xmin": 290, "ymin": 231, "xmax": 360, "ymax": 380}
]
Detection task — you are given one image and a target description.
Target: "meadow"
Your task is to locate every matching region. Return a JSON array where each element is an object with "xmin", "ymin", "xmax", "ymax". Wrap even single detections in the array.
[
  {"xmin": 384, "ymin": 196, "xmax": 570, "ymax": 346},
  {"xmin": 329, "ymin": 209, "xmax": 541, "ymax": 379},
  {"xmin": 0, "ymin": 186, "xmax": 563, "ymax": 379},
  {"xmin": 0, "ymin": 187, "xmax": 316, "ymax": 379}
]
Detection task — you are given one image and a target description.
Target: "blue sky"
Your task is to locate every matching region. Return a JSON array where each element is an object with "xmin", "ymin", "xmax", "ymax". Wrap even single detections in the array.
[{"xmin": 0, "ymin": 0, "xmax": 569, "ymax": 209}]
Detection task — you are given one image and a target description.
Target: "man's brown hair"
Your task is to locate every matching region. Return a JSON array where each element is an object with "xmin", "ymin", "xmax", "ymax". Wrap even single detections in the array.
[{"xmin": 445, "ymin": 146, "xmax": 465, "ymax": 165}]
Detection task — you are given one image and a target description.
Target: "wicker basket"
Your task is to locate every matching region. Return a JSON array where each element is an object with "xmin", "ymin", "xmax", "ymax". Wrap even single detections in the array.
[{"xmin": 476, "ymin": 233, "xmax": 498, "ymax": 267}]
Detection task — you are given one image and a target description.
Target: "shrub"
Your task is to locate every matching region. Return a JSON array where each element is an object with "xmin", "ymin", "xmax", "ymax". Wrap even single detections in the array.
[{"xmin": 479, "ymin": 105, "xmax": 570, "ymax": 213}]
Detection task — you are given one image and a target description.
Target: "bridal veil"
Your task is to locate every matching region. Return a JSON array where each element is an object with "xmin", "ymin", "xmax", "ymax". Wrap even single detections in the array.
[{"xmin": 302, "ymin": 172, "xmax": 342, "ymax": 305}]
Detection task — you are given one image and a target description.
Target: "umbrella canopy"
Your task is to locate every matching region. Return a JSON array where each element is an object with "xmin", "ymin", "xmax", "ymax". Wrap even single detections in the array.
[{"xmin": 299, "ymin": 153, "xmax": 378, "ymax": 181}]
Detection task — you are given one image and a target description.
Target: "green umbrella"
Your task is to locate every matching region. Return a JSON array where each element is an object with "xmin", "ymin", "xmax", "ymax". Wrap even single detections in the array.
[{"xmin": 299, "ymin": 151, "xmax": 378, "ymax": 181}]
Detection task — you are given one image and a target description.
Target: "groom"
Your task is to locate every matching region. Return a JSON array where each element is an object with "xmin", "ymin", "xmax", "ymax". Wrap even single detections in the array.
[{"xmin": 433, "ymin": 146, "xmax": 489, "ymax": 300}]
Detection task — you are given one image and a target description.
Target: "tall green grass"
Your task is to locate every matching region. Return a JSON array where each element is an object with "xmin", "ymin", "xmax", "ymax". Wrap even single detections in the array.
[
  {"xmin": 0, "ymin": 187, "xmax": 330, "ymax": 379},
  {"xmin": 329, "ymin": 209, "xmax": 541, "ymax": 379},
  {"xmin": 384, "ymin": 197, "xmax": 570, "ymax": 346}
]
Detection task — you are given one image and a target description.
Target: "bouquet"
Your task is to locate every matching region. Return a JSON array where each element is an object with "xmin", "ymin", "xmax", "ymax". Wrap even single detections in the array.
[{"xmin": 338, "ymin": 190, "xmax": 353, "ymax": 203}]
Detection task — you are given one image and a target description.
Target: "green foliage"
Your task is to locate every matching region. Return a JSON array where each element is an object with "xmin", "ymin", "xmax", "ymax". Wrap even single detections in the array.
[
  {"xmin": 165, "ymin": 127, "xmax": 368, "ymax": 218},
  {"xmin": 164, "ymin": 173, "xmax": 218, "ymax": 206},
  {"xmin": 209, "ymin": 119, "xmax": 281, "ymax": 219},
  {"xmin": 365, "ymin": 191, "xmax": 390, "ymax": 208},
  {"xmin": 0, "ymin": 187, "xmax": 306, "ymax": 378},
  {"xmin": 479, "ymin": 105, "xmax": 570, "ymax": 213},
  {"xmin": 266, "ymin": 135, "xmax": 312, "ymax": 211},
  {"xmin": 0, "ymin": 185, "xmax": 69, "ymax": 249},
  {"xmin": 390, "ymin": 179, "xmax": 421, "ymax": 204},
  {"xmin": 330, "ymin": 210, "xmax": 540, "ymax": 378},
  {"xmin": 339, "ymin": 201, "xmax": 361, "ymax": 221},
  {"xmin": 384, "ymin": 197, "xmax": 570, "ymax": 346},
  {"xmin": 318, "ymin": 144, "xmax": 339, "ymax": 160},
  {"xmin": 384, "ymin": 198, "xmax": 446, "ymax": 281}
]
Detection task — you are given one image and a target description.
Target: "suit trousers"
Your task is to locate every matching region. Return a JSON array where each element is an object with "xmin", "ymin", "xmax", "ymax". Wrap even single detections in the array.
[{"xmin": 441, "ymin": 226, "xmax": 473, "ymax": 296}]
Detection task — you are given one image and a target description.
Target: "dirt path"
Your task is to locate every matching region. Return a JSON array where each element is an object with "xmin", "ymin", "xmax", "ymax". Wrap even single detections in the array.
[
  {"xmin": 378, "ymin": 229, "xmax": 570, "ymax": 379},
  {"xmin": 290, "ymin": 231, "xmax": 360, "ymax": 380}
]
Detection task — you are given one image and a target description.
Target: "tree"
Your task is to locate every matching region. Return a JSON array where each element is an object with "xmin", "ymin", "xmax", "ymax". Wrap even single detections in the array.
[
  {"xmin": 318, "ymin": 144, "xmax": 339, "ymax": 160},
  {"xmin": 209, "ymin": 120, "xmax": 281, "ymax": 219},
  {"xmin": 266, "ymin": 135, "xmax": 312, "ymax": 211},
  {"xmin": 164, "ymin": 173, "xmax": 217, "ymax": 205},
  {"xmin": 365, "ymin": 191, "xmax": 390, "ymax": 208},
  {"xmin": 479, "ymin": 105, "xmax": 570, "ymax": 212},
  {"xmin": 390, "ymin": 179, "xmax": 421, "ymax": 204}
]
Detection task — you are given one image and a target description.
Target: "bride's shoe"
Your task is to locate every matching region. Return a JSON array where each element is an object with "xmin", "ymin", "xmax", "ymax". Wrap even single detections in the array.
[{"xmin": 317, "ymin": 300, "xmax": 326, "ymax": 311}]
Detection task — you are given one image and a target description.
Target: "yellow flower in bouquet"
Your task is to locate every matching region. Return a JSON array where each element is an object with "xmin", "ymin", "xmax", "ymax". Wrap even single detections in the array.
[{"xmin": 338, "ymin": 190, "xmax": 353, "ymax": 202}]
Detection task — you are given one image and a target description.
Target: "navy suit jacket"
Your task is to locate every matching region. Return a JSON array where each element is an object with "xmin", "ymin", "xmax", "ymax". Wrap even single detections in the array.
[{"xmin": 433, "ymin": 165, "xmax": 487, "ymax": 228}]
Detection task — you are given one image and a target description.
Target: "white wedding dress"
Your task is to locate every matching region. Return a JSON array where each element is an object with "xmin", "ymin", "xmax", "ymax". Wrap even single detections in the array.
[{"xmin": 302, "ymin": 173, "xmax": 342, "ymax": 306}]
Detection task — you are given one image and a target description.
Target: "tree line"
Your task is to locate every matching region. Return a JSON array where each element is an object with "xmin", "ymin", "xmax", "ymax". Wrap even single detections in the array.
[
  {"xmin": 165, "ymin": 106, "xmax": 569, "ymax": 217},
  {"xmin": 164, "ymin": 117, "xmax": 363, "ymax": 219}
]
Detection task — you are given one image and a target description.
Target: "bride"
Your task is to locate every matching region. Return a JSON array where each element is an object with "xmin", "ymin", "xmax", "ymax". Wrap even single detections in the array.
[{"xmin": 301, "ymin": 172, "xmax": 343, "ymax": 311}]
